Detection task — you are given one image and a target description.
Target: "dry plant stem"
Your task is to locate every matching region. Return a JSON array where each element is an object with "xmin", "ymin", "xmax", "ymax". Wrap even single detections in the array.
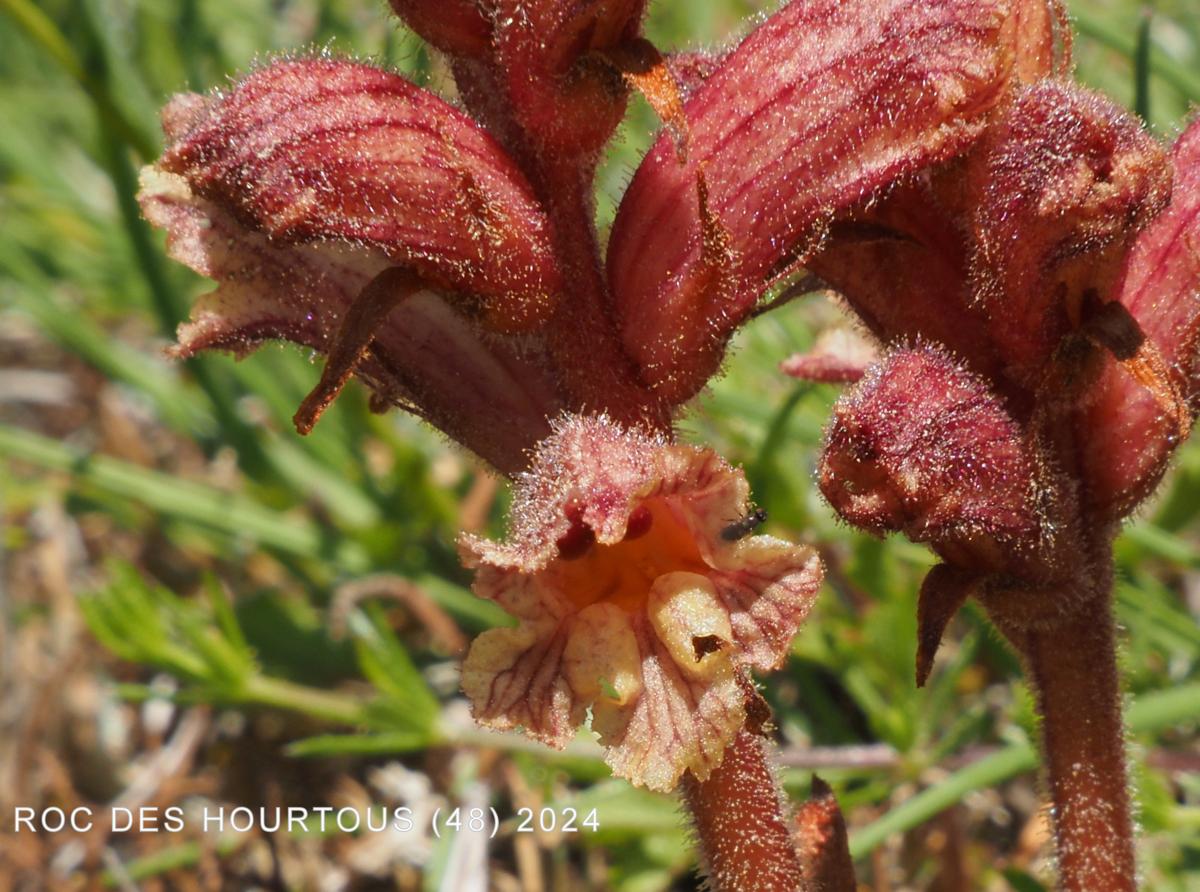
[
  {"xmin": 682, "ymin": 728, "xmax": 805, "ymax": 892},
  {"xmin": 1019, "ymin": 598, "xmax": 1136, "ymax": 892}
]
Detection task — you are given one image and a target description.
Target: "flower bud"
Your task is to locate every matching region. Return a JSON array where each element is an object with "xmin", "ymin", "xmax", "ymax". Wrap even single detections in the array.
[
  {"xmin": 963, "ymin": 82, "xmax": 1172, "ymax": 388},
  {"xmin": 1079, "ymin": 117, "xmax": 1200, "ymax": 517},
  {"xmin": 795, "ymin": 777, "xmax": 856, "ymax": 890},
  {"xmin": 818, "ymin": 346, "xmax": 1049, "ymax": 573},
  {"xmin": 490, "ymin": 0, "xmax": 647, "ymax": 157}
]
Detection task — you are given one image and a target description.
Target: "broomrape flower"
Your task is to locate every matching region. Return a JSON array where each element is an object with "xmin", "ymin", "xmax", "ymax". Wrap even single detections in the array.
[
  {"xmin": 137, "ymin": 0, "xmax": 1103, "ymax": 886},
  {"xmin": 788, "ymin": 27, "xmax": 1200, "ymax": 892},
  {"xmin": 459, "ymin": 414, "xmax": 821, "ymax": 792}
]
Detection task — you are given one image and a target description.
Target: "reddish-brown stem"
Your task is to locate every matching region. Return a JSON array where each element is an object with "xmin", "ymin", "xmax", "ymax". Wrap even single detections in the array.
[
  {"xmin": 1018, "ymin": 599, "xmax": 1136, "ymax": 892},
  {"xmin": 682, "ymin": 728, "xmax": 806, "ymax": 892},
  {"xmin": 534, "ymin": 157, "xmax": 672, "ymax": 433},
  {"xmin": 451, "ymin": 61, "xmax": 670, "ymax": 436}
]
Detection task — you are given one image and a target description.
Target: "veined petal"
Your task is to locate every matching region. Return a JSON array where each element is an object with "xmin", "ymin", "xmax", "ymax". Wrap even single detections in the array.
[
  {"xmin": 808, "ymin": 82, "xmax": 1171, "ymax": 410},
  {"xmin": 461, "ymin": 624, "xmax": 582, "ymax": 747},
  {"xmin": 156, "ymin": 57, "xmax": 561, "ymax": 331},
  {"xmin": 607, "ymin": 0, "xmax": 1021, "ymax": 401},
  {"xmin": 801, "ymin": 0, "xmax": 1068, "ymax": 395},
  {"xmin": 1081, "ymin": 118, "xmax": 1200, "ymax": 517},
  {"xmin": 593, "ymin": 609, "xmax": 744, "ymax": 792},
  {"xmin": 139, "ymin": 167, "xmax": 563, "ymax": 473},
  {"xmin": 459, "ymin": 415, "xmax": 823, "ymax": 791}
]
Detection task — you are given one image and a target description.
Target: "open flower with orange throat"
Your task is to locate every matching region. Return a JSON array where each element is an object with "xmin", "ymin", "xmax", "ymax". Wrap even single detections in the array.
[{"xmin": 459, "ymin": 415, "xmax": 822, "ymax": 792}]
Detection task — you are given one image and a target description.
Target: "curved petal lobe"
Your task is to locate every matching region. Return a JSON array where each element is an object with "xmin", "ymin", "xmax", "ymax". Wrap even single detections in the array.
[
  {"xmin": 608, "ymin": 0, "xmax": 1021, "ymax": 400},
  {"xmin": 159, "ymin": 57, "xmax": 561, "ymax": 331}
]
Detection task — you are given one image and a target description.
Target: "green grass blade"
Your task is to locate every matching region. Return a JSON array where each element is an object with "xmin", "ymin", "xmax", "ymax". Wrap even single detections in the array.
[
  {"xmin": 849, "ymin": 682, "xmax": 1200, "ymax": 859},
  {"xmin": 0, "ymin": 422, "xmax": 369, "ymax": 571},
  {"xmin": 1074, "ymin": 8, "xmax": 1200, "ymax": 102},
  {"xmin": 286, "ymin": 731, "xmax": 435, "ymax": 757},
  {"xmin": 1134, "ymin": 10, "xmax": 1152, "ymax": 122},
  {"xmin": 0, "ymin": 0, "xmax": 158, "ymax": 159},
  {"xmin": 849, "ymin": 740, "xmax": 1038, "ymax": 859}
]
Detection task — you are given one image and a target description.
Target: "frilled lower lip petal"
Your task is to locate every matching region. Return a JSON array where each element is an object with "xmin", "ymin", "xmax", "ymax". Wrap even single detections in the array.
[
  {"xmin": 461, "ymin": 623, "xmax": 582, "ymax": 748},
  {"xmin": 606, "ymin": 0, "xmax": 1025, "ymax": 401},
  {"xmin": 139, "ymin": 167, "xmax": 563, "ymax": 474},
  {"xmin": 592, "ymin": 604, "xmax": 744, "ymax": 793},
  {"xmin": 458, "ymin": 416, "xmax": 823, "ymax": 791}
]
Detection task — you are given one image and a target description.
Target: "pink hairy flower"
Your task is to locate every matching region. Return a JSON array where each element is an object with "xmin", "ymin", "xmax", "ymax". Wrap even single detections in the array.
[
  {"xmin": 460, "ymin": 415, "xmax": 822, "ymax": 791},
  {"xmin": 133, "ymin": 0, "xmax": 1195, "ymax": 885}
]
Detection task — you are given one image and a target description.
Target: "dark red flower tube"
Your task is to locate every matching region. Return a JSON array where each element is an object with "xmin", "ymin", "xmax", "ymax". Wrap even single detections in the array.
[
  {"xmin": 607, "ymin": 0, "xmax": 1022, "ymax": 402},
  {"xmin": 490, "ymin": 0, "xmax": 648, "ymax": 158},
  {"xmin": 140, "ymin": 57, "xmax": 574, "ymax": 472},
  {"xmin": 388, "ymin": 0, "xmax": 491, "ymax": 57}
]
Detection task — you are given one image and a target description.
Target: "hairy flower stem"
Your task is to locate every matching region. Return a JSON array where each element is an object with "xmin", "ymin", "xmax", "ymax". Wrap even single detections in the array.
[
  {"xmin": 682, "ymin": 728, "xmax": 806, "ymax": 892},
  {"xmin": 535, "ymin": 158, "xmax": 671, "ymax": 433},
  {"xmin": 450, "ymin": 60, "xmax": 667, "ymax": 435},
  {"xmin": 1012, "ymin": 596, "xmax": 1136, "ymax": 891}
]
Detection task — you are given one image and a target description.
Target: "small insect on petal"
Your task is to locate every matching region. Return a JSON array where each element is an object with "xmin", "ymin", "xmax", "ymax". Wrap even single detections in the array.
[
  {"xmin": 459, "ymin": 415, "xmax": 823, "ymax": 791},
  {"xmin": 720, "ymin": 508, "xmax": 767, "ymax": 542}
]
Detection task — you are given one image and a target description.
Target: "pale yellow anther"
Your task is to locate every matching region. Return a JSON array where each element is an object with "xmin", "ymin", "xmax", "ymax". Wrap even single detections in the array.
[{"xmin": 648, "ymin": 572, "xmax": 733, "ymax": 679}]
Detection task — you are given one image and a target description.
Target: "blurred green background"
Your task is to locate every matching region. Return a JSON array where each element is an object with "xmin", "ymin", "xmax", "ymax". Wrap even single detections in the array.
[{"xmin": 1, "ymin": 0, "xmax": 1198, "ymax": 889}]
